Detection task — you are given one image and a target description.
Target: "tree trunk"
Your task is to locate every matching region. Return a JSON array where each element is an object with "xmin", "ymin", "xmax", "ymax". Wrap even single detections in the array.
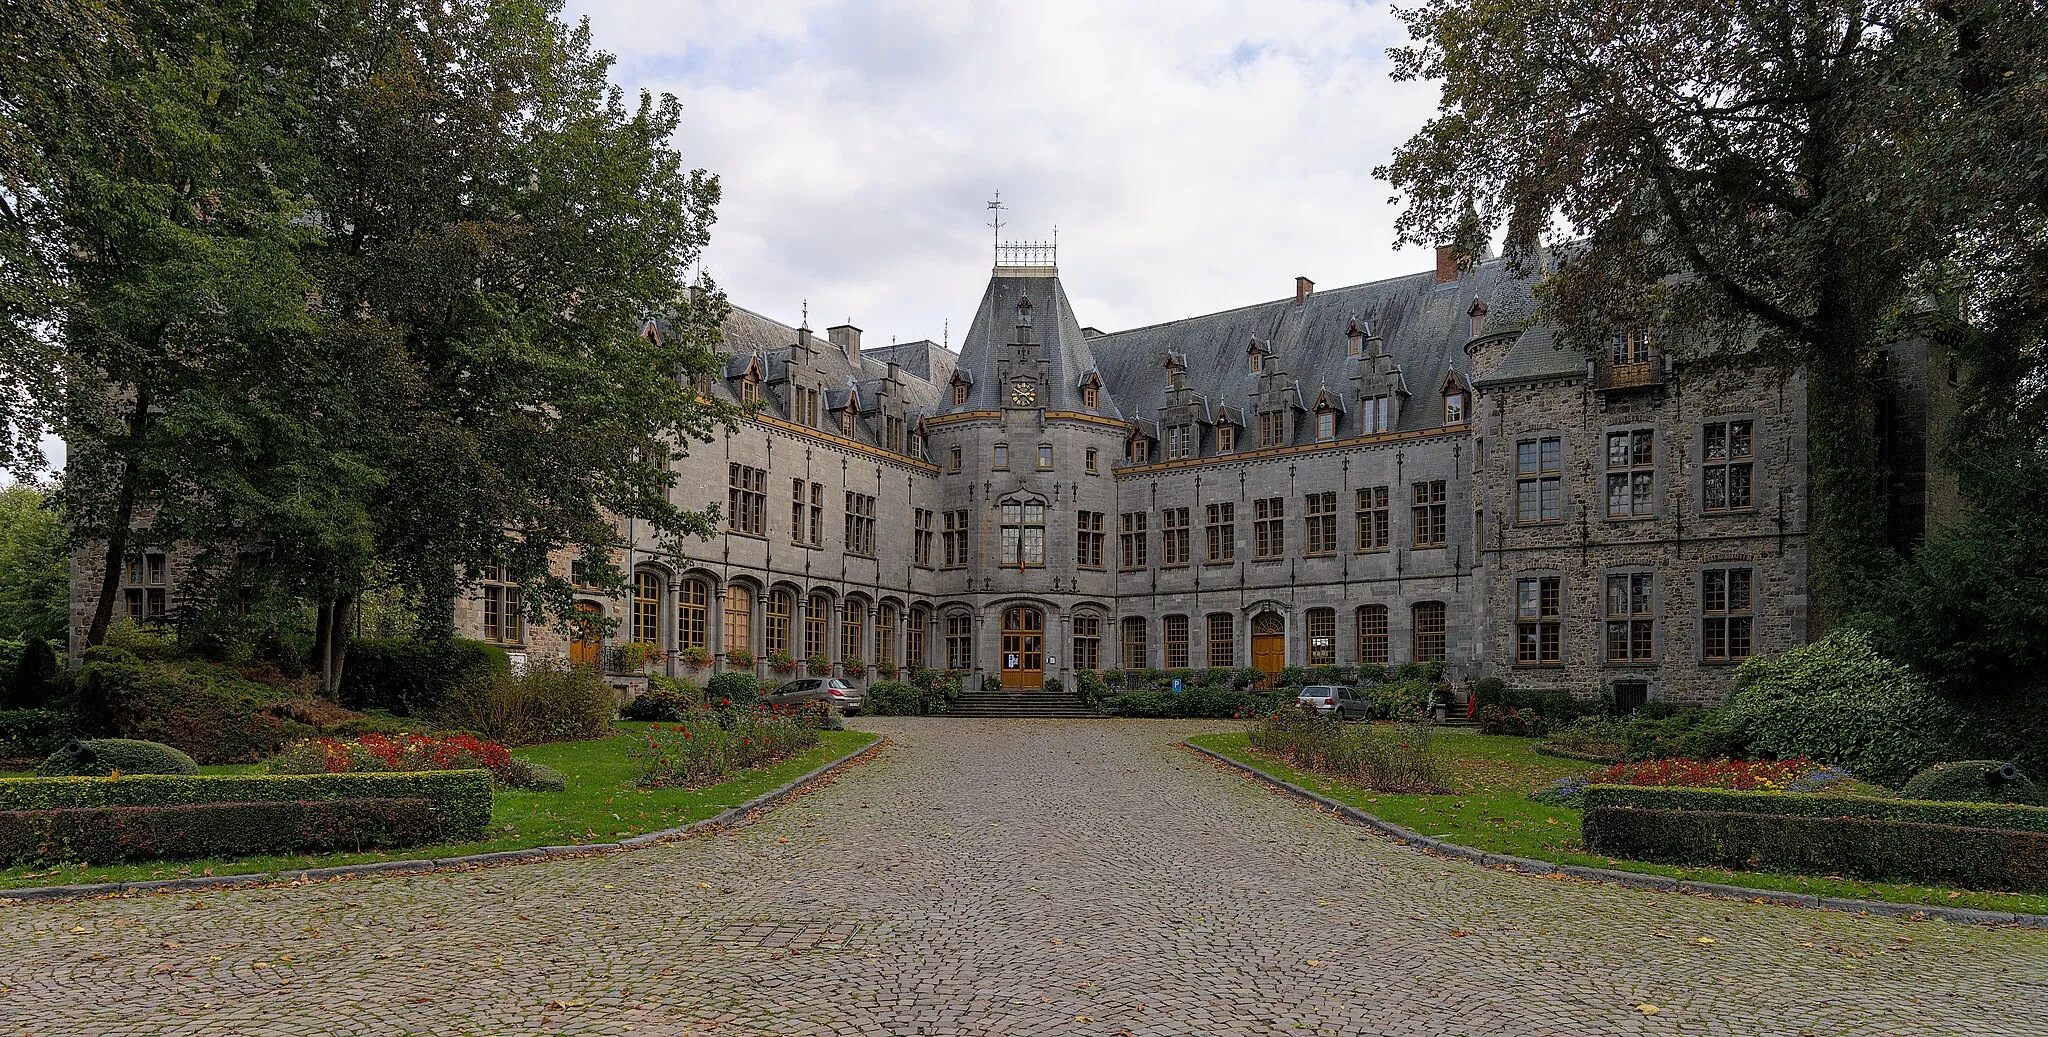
[
  {"xmin": 321, "ymin": 593, "xmax": 357, "ymax": 697},
  {"xmin": 1803, "ymin": 336, "xmax": 1892, "ymax": 630},
  {"xmin": 84, "ymin": 388, "xmax": 153, "ymax": 648}
]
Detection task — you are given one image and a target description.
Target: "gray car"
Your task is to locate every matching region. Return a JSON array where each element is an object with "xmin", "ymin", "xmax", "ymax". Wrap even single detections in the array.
[
  {"xmin": 762, "ymin": 677, "xmax": 864, "ymax": 715},
  {"xmin": 1296, "ymin": 685, "xmax": 1371, "ymax": 720}
]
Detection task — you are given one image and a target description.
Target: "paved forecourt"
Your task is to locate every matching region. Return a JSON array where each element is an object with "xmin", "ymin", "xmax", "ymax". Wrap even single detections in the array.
[{"xmin": 2, "ymin": 718, "xmax": 2046, "ymax": 1035}]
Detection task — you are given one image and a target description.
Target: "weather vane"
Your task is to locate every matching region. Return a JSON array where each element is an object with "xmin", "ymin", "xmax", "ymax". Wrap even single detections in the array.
[{"xmin": 988, "ymin": 192, "xmax": 1005, "ymax": 258}]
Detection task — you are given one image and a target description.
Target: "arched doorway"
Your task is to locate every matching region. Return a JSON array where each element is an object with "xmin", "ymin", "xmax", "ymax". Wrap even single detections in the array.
[
  {"xmin": 570, "ymin": 601, "xmax": 603, "ymax": 667},
  {"xmin": 1251, "ymin": 611, "xmax": 1286, "ymax": 674},
  {"xmin": 1000, "ymin": 606, "xmax": 1044, "ymax": 690}
]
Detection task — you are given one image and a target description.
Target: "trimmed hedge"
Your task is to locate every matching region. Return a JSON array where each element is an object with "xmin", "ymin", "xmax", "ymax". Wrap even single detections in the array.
[
  {"xmin": 1583, "ymin": 806, "xmax": 2048, "ymax": 892},
  {"xmin": 1581, "ymin": 784, "xmax": 2048, "ymax": 835},
  {"xmin": 0, "ymin": 797, "xmax": 443, "ymax": 865},
  {"xmin": 1901, "ymin": 760, "xmax": 2042, "ymax": 806},
  {"xmin": 0, "ymin": 769, "xmax": 492, "ymax": 839},
  {"xmin": 37, "ymin": 738, "xmax": 199, "ymax": 776}
]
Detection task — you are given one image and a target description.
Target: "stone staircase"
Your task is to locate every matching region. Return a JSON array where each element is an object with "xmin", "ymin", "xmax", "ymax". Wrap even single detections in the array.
[{"xmin": 942, "ymin": 686, "xmax": 1102, "ymax": 718}]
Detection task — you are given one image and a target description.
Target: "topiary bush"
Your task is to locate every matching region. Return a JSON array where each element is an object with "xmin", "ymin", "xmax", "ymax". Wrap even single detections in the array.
[
  {"xmin": 1725, "ymin": 629, "xmax": 1962, "ymax": 788},
  {"xmin": 3, "ymin": 637, "xmax": 60, "ymax": 710},
  {"xmin": 1901, "ymin": 761, "xmax": 2042, "ymax": 806},
  {"xmin": 340, "ymin": 638, "xmax": 511, "ymax": 717},
  {"xmin": 37, "ymin": 738, "xmax": 200, "ymax": 777},
  {"xmin": 705, "ymin": 670, "xmax": 760, "ymax": 707},
  {"xmin": 432, "ymin": 657, "xmax": 614, "ymax": 746}
]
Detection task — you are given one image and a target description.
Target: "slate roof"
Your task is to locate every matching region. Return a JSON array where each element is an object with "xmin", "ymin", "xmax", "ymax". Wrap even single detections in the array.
[
  {"xmin": 1470, "ymin": 325, "xmax": 1586, "ymax": 387},
  {"xmin": 940, "ymin": 273, "xmax": 1123, "ymax": 420}
]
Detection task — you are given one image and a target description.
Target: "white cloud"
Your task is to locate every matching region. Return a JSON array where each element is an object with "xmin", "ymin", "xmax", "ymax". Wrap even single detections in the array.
[{"xmin": 564, "ymin": 0, "xmax": 1439, "ymax": 345}]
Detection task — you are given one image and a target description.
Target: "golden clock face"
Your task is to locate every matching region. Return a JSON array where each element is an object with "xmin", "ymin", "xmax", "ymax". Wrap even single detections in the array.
[{"xmin": 1011, "ymin": 381, "xmax": 1037, "ymax": 406}]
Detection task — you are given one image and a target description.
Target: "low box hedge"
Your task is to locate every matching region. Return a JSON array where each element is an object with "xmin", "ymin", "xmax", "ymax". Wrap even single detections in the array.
[
  {"xmin": 0, "ymin": 770, "xmax": 492, "ymax": 839},
  {"xmin": 1580, "ymin": 784, "xmax": 2048, "ymax": 834},
  {"xmin": 1583, "ymin": 806, "xmax": 2048, "ymax": 892},
  {"xmin": 0, "ymin": 797, "xmax": 444, "ymax": 865}
]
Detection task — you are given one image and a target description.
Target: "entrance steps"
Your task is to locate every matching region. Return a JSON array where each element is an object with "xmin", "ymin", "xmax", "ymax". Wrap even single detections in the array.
[{"xmin": 943, "ymin": 687, "xmax": 1102, "ymax": 718}]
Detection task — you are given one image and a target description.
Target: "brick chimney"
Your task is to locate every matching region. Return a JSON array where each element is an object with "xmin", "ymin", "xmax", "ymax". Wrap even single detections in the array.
[
  {"xmin": 1294, "ymin": 276, "xmax": 1314, "ymax": 306},
  {"xmin": 1435, "ymin": 245, "xmax": 1463, "ymax": 285},
  {"xmin": 827, "ymin": 324, "xmax": 861, "ymax": 356}
]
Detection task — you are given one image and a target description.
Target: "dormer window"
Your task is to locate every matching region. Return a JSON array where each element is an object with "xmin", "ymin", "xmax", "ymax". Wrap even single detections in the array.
[
  {"xmin": 840, "ymin": 408, "xmax": 855, "ymax": 436},
  {"xmin": 886, "ymin": 416, "xmax": 904, "ymax": 452},
  {"xmin": 1316, "ymin": 410, "xmax": 1336, "ymax": 441},
  {"xmin": 1346, "ymin": 321, "xmax": 1366, "ymax": 359},
  {"xmin": 1365, "ymin": 394, "xmax": 1393, "ymax": 433},
  {"xmin": 1258, "ymin": 410, "xmax": 1285, "ymax": 448},
  {"xmin": 1445, "ymin": 391, "xmax": 1465, "ymax": 424},
  {"xmin": 1250, "ymin": 349, "xmax": 1263, "ymax": 375},
  {"xmin": 1127, "ymin": 437, "xmax": 1150, "ymax": 464},
  {"xmin": 740, "ymin": 376, "xmax": 760, "ymax": 407},
  {"xmin": 1083, "ymin": 384, "xmax": 1099, "ymax": 410},
  {"xmin": 1612, "ymin": 328, "xmax": 1653, "ymax": 367},
  {"xmin": 952, "ymin": 382, "xmax": 968, "ymax": 407},
  {"xmin": 1217, "ymin": 424, "xmax": 1237, "ymax": 452}
]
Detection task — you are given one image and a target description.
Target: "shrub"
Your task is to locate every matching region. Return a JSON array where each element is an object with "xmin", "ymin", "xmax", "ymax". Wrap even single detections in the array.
[
  {"xmin": 1581, "ymin": 784, "xmax": 2048, "ymax": 834},
  {"xmin": 1073, "ymin": 670, "xmax": 1109, "ymax": 710},
  {"xmin": 1546, "ymin": 716, "xmax": 1626, "ymax": 760},
  {"xmin": 1103, "ymin": 691, "xmax": 1177, "ymax": 718},
  {"xmin": 1365, "ymin": 679, "xmax": 1430, "ymax": 720},
  {"xmin": 865, "ymin": 681, "xmax": 923, "ymax": 716},
  {"xmin": 339, "ymin": 638, "xmax": 510, "ymax": 717},
  {"xmin": 1306, "ymin": 665, "xmax": 1348, "ymax": 686},
  {"xmin": 1276, "ymin": 665, "xmax": 1307, "ymax": 688},
  {"xmin": 38, "ymin": 738, "xmax": 199, "ymax": 777},
  {"xmin": 1176, "ymin": 684, "xmax": 1264, "ymax": 719},
  {"xmin": 1622, "ymin": 708, "xmax": 1753, "ymax": 761},
  {"xmin": 1471, "ymin": 681, "xmax": 1589, "ymax": 724},
  {"xmin": 0, "ymin": 709, "xmax": 74, "ymax": 758},
  {"xmin": 3, "ymin": 637, "xmax": 59, "ymax": 710},
  {"xmin": 1043, "ymin": 676, "xmax": 1065, "ymax": 696},
  {"xmin": 1901, "ymin": 761, "xmax": 2042, "ymax": 806},
  {"xmin": 432, "ymin": 657, "xmax": 614, "ymax": 746},
  {"xmin": 1725, "ymin": 629, "xmax": 1962, "ymax": 787},
  {"xmin": 71, "ymin": 649, "xmax": 317, "ymax": 764},
  {"xmin": 502, "ymin": 759, "xmax": 566, "ymax": 792},
  {"xmin": 623, "ymin": 678, "xmax": 698, "ymax": 722},
  {"xmin": 0, "ymin": 769, "xmax": 492, "ymax": 837},
  {"xmin": 1476, "ymin": 704, "xmax": 1547, "ymax": 737},
  {"xmin": 705, "ymin": 671, "xmax": 760, "ymax": 707},
  {"xmin": 1247, "ymin": 709, "xmax": 1447, "ymax": 793},
  {"xmin": 0, "ymin": 797, "xmax": 447, "ymax": 865},
  {"xmin": 264, "ymin": 732, "xmax": 561, "ymax": 787},
  {"xmin": 632, "ymin": 707, "xmax": 820, "ymax": 787},
  {"xmin": 1582, "ymin": 806, "xmax": 2048, "ymax": 892}
]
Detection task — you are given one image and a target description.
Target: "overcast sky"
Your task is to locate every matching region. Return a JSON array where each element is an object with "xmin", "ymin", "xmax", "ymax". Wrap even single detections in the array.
[{"xmin": 563, "ymin": 0, "xmax": 1441, "ymax": 346}]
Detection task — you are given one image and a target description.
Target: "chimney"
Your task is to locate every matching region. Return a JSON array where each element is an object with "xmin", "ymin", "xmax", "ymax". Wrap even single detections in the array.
[
  {"xmin": 1294, "ymin": 276, "xmax": 1314, "ymax": 306},
  {"xmin": 827, "ymin": 324, "xmax": 861, "ymax": 356},
  {"xmin": 795, "ymin": 324, "xmax": 812, "ymax": 356},
  {"xmin": 1435, "ymin": 245, "xmax": 1463, "ymax": 285}
]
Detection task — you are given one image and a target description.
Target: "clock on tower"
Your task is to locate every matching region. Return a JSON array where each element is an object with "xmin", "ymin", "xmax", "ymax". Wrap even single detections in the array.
[{"xmin": 1011, "ymin": 380, "xmax": 1038, "ymax": 407}]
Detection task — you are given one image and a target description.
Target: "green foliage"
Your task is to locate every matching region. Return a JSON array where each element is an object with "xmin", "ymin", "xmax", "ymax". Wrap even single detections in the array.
[
  {"xmin": 0, "ymin": 710, "xmax": 74, "ymax": 758},
  {"xmin": 431, "ymin": 657, "xmax": 614, "ymax": 747},
  {"xmin": 622, "ymin": 679, "xmax": 698, "ymax": 722},
  {"xmin": 1073, "ymin": 670, "xmax": 1109, "ymax": 709},
  {"xmin": 1306, "ymin": 665, "xmax": 1349, "ymax": 685},
  {"xmin": 1581, "ymin": 784, "xmax": 2048, "ymax": 835},
  {"xmin": 1547, "ymin": 708, "xmax": 1755, "ymax": 762},
  {"xmin": 1901, "ymin": 761, "xmax": 2042, "ymax": 806},
  {"xmin": 1364, "ymin": 679, "xmax": 1432, "ymax": 720},
  {"xmin": 1583, "ymin": 805, "xmax": 2048, "ymax": 893},
  {"xmin": 704, "ymin": 671, "xmax": 761, "ymax": 707},
  {"xmin": 1275, "ymin": 665, "xmax": 1307, "ymax": 688},
  {"xmin": 1469, "ymin": 681, "xmax": 1588, "ymax": 724},
  {"xmin": 3, "ymin": 637, "xmax": 60, "ymax": 710},
  {"xmin": 1042, "ymin": 676, "xmax": 1064, "ymax": 696},
  {"xmin": 0, "ymin": 769, "xmax": 492, "ymax": 839},
  {"xmin": 1103, "ymin": 687, "xmax": 1281, "ymax": 719},
  {"xmin": 501, "ymin": 759, "xmax": 566, "ymax": 793},
  {"xmin": 70, "ymin": 648, "xmax": 316, "ymax": 764},
  {"xmin": 340, "ymin": 638, "xmax": 511, "ymax": 717},
  {"xmin": 36, "ymin": 738, "xmax": 198, "ymax": 777},
  {"xmin": 0, "ymin": 797, "xmax": 448, "ymax": 866},
  {"xmin": 1726, "ymin": 630, "xmax": 1961, "ymax": 787},
  {"xmin": 863, "ymin": 681, "xmax": 923, "ymax": 717},
  {"xmin": 1102, "ymin": 691, "xmax": 1177, "ymax": 718},
  {"xmin": 0, "ymin": 488, "xmax": 68, "ymax": 643},
  {"xmin": 1247, "ymin": 711, "xmax": 1448, "ymax": 793},
  {"xmin": 633, "ymin": 708, "xmax": 821, "ymax": 788}
]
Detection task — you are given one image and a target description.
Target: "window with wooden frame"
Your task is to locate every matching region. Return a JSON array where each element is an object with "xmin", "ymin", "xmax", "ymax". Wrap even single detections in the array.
[
  {"xmin": 1119, "ymin": 511, "xmax": 1148, "ymax": 570},
  {"xmin": 1206, "ymin": 613, "xmax": 1236, "ymax": 669},
  {"xmin": 1167, "ymin": 423, "xmax": 1195, "ymax": 460},
  {"xmin": 1412, "ymin": 601, "xmax": 1447, "ymax": 663},
  {"xmin": 1304, "ymin": 491, "xmax": 1337, "ymax": 555},
  {"xmin": 952, "ymin": 381, "xmax": 968, "ymax": 407},
  {"xmin": 1605, "ymin": 429, "xmax": 1656, "ymax": 517},
  {"xmin": 1250, "ymin": 348, "xmax": 1264, "ymax": 374},
  {"xmin": 1357, "ymin": 486, "xmax": 1390, "ymax": 552},
  {"xmin": 677, "ymin": 577, "xmax": 709, "ymax": 651},
  {"xmin": 805, "ymin": 593, "xmax": 830, "ymax": 661},
  {"xmin": 1163, "ymin": 615, "xmax": 1190, "ymax": 668},
  {"xmin": 1702, "ymin": 566, "xmax": 1754, "ymax": 662},
  {"xmin": 1516, "ymin": 438, "xmax": 1562, "ymax": 524},
  {"xmin": 1612, "ymin": 328, "xmax": 1653, "ymax": 367},
  {"xmin": 886, "ymin": 416, "xmax": 904, "ymax": 452},
  {"xmin": 728, "ymin": 463, "xmax": 766, "ymax": 536},
  {"xmin": 844, "ymin": 492, "xmax": 876, "ymax": 556},
  {"xmin": 1253, "ymin": 497, "xmax": 1285, "ymax": 559},
  {"xmin": 839, "ymin": 407, "xmax": 855, "ymax": 436},
  {"xmin": 945, "ymin": 613, "xmax": 973, "ymax": 670},
  {"xmin": 122, "ymin": 552, "xmax": 168, "ymax": 622},
  {"xmin": 993, "ymin": 443, "xmax": 1009, "ymax": 470},
  {"xmin": 1703, "ymin": 419, "xmax": 1755, "ymax": 512},
  {"xmin": 1258, "ymin": 410, "xmax": 1285, "ymax": 448},
  {"xmin": 796, "ymin": 386, "xmax": 821, "ymax": 427},
  {"xmin": 942, "ymin": 509, "xmax": 969, "ymax": 569},
  {"xmin": 1306, "ymin": 608, "xmax": 1336, "ymax": 666},
  {"xmin": 999, "ymin": 501, "xmax": 1046, "ymax": 568},
  {"xmin": 1217, "ymin": 423, "xmax": 1237, "ymax": 452},
  {"xmin": 1085, "ymin": 447, "xmax": 1099, "ymax": 474},
  {"xmin": 480, "ymin": 564, "xmax": 522, "ymax": 645},
  {"xmin": 765, "ymin": 589, "xmax": 793, "ymax": 658},
  {"xmin": 1364, "ymin": 394, "xmax": 1392, "ymax": 433},
  {"xmin": 723, "ymin": 584, "xmax": 753, "ymax": 654},
  {"xmin": 790, "ymin": 480, "xmax": 808, "ymax": 543},
  {"xmin": 1411, "ymin": 480, "xmax": 1447, "ymax": 547},
  {"xmin": 1161, "ymin": 507, "xmax": 1190, "ymax": 567},
  {"xmin": 1037, "ymin": 444, "xmax": 1053, "ymax": 470},
  {"xmin": 875, "ymin": 602, "xmax": 896, "ymax": 667},
  {"xmin": 1315, "ymin": 409, "xmax": 1336, "ymax": 441},
  {"xmin": 1516, "ymin": 576, "xmax": 1563, "ymax": 666},
  {"xmin": 840, "ymin": 602, "xmax": 866, "ymax": 664},
  {"xmin": 633, "ymin": 571, "xmax": 663, "ymax": 646},
  {"xmin": 740, "ymin": 375, "xmax": 761, "ymax": 408},
  {"xmin": 1120, "ymin": 617, "xmax": 1148, "ymax": 670},
  {"xmin": 1082, "ymin": 384, "xmax": 1099, "ymax": 411},
  {"xmin": 1443, "ymin": 388, "xmax": 1466, "ymax": 424},
  {"xmin": 1356, "ymin": 604, "xmax": 1389, "ymax": 665},
  {"xmin": 1076, "ymin": 510, "xmax": 1105, "ymax": 570},
  {"xmin": 1605, "ymin": 572, "xmax": 1654, "ymax": 662},
  {"xmin": 1072, "ymin": 615, "xmax": 1100, "ymax": 671},
  {"xmin": 1127, "ymin": 436, "xmax": 1150, "ymax": 464},
  {"xmin": 906, "ymin": 607, "xmax": 928, "ymax": 668},
  {"xmin": 1206, "ymin": 503, "xmax": 1235, "ymax": 562},
  {"xmin": 808, "ymin": 483, "xmax": 824, "ymax": 546},
  {"xmin": 914, "ymin": 509, "xmax": 935, "ymax": 567}
]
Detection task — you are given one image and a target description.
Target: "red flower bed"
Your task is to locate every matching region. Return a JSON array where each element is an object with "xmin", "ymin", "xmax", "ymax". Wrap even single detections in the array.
[
  {"xmin": 1595, "ymin": 756, "xmax": 1826, "ymax": 792},
  {"xmin": 269, "ymin": 732, "xmax": 515, "ymax": 782}
]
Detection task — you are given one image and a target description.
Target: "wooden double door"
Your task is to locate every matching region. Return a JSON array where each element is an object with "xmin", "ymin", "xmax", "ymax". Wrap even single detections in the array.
[
  {"xmin": 1251, "ymin": 611, "xmax": 1285, "ymax": 674},
  {"xmin": 1000, "ymin": 606, "xmax": 1044, "ymax": 690}
]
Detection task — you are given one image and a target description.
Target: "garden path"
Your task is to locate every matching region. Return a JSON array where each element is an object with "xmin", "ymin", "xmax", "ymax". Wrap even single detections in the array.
[{"xmin": 2, "ymin": 718, "xmax": 2046, "ymax": 1035}]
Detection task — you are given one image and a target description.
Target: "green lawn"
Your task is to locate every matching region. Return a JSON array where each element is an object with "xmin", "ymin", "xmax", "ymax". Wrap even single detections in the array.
[
  {"xmin": 1190, "ymin": 729, "xmax": 2048, "ymax": 917},
  {"xmin": 0, "ymin": 724, "xmax": 877, "ymax": 891}
]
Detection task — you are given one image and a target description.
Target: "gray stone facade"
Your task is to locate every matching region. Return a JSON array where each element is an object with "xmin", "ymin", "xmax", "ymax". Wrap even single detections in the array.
[{"xmin": 78, "ymin": 248, "xmax": 1938, "ymax": 708}]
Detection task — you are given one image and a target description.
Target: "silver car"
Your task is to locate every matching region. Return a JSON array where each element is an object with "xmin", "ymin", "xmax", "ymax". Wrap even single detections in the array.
[
  {"xmin": 1296, "ymin": 685, "xmax": 1371, "ymax": 720},
  {"xmin": 762, "ymin": 677, "xmax": 864, "ymax": 715}
]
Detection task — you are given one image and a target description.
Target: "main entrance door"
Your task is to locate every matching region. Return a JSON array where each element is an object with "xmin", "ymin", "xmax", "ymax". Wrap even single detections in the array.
[
  {"xmin": 570, "ymin": 602, "xmax": 603, "ymax": 667},
  {"xmin": 1000, "ymin": 606, "xmax": 1044, "ymax": 690},
  {"xmin": 1251, "ymin": 611, "xmax": 1285, "ymax": 674}
]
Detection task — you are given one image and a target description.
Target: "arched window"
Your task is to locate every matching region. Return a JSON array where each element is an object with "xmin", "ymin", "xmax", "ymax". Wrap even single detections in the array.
[
  {"xmin": 1306, "ymin": 608, "xmax": 1336, "ymax": 666},
  {"xmin": 805, "ymin": 593, "xmax": 830, "ymax": 662},
  {"xmin": 677, "ymin": 577, "xmax": 709, "ymax": 651},
  {"xmin": 723, "ymin": 584, "xmax": 752, "ymax": 654},
  {"xmin": 841, "ymin": 601, "xmax": 867, "ymax": 665},
  {"xmin": 1356, "ymin": 604, "xmax": 1389, "ymax": 665},
  {"xmin": 633, "ymin": 571, "xmax": 662, "ymax": 646},
  {"xmin": 1413, "ymin": 601, "xmax": 1447, "ymax": 662},
  {"xmin": 876, "ymin": 602, "xmax": 898, "ymax": 667},
  {"xmin": 765, "ymin": 589, "xmax": 793, "ymax": 659}
]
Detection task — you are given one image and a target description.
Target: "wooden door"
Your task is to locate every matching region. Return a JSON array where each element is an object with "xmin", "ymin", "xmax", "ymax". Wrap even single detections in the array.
[
  {"xmin": 1251, "ymin": 611, "xmax": 1285, "ymax": 674},
  {"xmin": 570, "ymin": 602, "xmax": 602, "ymax": 667},
  {"xmin": 1000, "ymin": 606, "xmax": 1044, "ymax": 689}
]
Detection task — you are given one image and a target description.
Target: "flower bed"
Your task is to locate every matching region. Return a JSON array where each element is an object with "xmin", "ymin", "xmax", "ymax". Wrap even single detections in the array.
[
  {"xmin": 266, "ymin": 733, "xmax": 562, "ymax": 790},
  {"xmin": 633, "ymin": 707, "xmax": 821, "ymax": 788},
  {"xmin": 1244, "ymin": 709, "xmax": 1447, "ymax": 793},
  {"xmin": 1591, "ymin": 756, "xmax": 1851, "ymax": 792}
]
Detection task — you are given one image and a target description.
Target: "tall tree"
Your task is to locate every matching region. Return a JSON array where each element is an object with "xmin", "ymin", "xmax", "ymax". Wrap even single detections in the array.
[
  {"xmin": 0, "ymin": 485, "xmax": 69, "ymax": 643},
  {"xmin": 1376, "ymin": 0, "xmax": 1967, "ymax": 613}
]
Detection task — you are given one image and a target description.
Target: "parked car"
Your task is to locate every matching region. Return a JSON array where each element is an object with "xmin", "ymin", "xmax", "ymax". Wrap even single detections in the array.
[
  {"xmin": 1296, "ymin": 685, "xmax": 1371, "ymax": 720},
  {"xmin": 763, "ymin": 677, "xmax": 865, "ymax": 715}
]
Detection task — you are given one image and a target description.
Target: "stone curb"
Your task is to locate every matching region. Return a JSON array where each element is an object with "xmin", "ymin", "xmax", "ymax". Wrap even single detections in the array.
[
  {"xmin": 0, "ymin": 734, "xmax": 886, "ymax": 905},
  {"xmin": 1183, "ymin": 740, "xmax": 2048, "ymax": 931}
]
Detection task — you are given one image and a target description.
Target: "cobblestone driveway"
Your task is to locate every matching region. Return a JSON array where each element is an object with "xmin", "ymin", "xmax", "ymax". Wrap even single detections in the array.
[{"xmin": 3, "ymin": 719, "xmax": 2046, "ymax": 1036}]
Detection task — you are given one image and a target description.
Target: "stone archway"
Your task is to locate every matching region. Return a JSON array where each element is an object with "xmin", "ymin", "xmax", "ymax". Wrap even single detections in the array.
[{"xmin": 1251, "ymin": 611, "xmax": 1286, "ymax": 674}]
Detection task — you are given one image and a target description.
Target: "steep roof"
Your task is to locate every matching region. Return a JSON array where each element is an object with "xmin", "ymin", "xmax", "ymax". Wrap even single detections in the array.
[{"xmin": 941, "ymin": 272, "xmax": 1123, "ymax": 419}]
